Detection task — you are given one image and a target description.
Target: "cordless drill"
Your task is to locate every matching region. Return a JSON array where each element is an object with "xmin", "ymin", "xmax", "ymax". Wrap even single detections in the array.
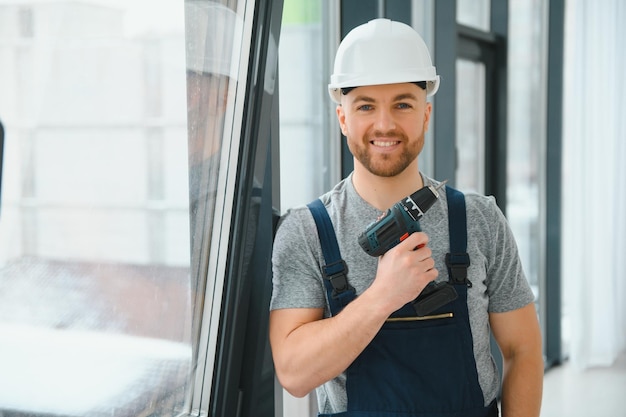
[{"xmin": 357, "ymin": 181, "xmax": 459, "ymax": 316}]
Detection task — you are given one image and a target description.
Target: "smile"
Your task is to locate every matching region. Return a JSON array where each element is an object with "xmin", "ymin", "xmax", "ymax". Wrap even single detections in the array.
[{"xmin": 371, "ymin": 140, "xmax": 400, "ymax": 147}]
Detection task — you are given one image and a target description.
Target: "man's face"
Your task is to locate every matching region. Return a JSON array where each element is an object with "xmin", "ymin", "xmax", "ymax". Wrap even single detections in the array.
[{"xmin": 337, "ymin": 82, "xmax": 431, "ymax": 177}]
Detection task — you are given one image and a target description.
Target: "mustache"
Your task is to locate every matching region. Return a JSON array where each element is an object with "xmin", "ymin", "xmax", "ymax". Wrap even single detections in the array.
[{"xmin": 366, "ymin": 130, "xmax": 407, "ymax": 141}]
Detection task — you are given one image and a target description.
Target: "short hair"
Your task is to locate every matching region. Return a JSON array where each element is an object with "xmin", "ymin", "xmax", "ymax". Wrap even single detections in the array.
[{"xmin": 341, "ymin": 81, "xmax": 427, "ymax": 97}]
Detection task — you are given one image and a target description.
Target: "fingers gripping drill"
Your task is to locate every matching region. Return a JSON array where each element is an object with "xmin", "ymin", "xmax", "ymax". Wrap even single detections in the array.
[{"xmin": 357, "ymin": 182, "xmax": 458, "ymax": 316}]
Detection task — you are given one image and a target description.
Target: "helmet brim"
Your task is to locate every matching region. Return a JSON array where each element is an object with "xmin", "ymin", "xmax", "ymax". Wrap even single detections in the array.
[{"xmin": 328, "ymin": 77, "xmax": 440, "ymax": 104}]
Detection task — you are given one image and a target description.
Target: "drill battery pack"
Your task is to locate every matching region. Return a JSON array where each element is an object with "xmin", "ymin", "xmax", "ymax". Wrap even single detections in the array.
[{"xmin": 411, "ymin": 281, "xmax": 458, "ymax": 316}]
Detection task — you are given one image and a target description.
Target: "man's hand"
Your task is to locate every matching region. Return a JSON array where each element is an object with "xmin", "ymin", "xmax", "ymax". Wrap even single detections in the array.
[{"xmin": 369, "ymin": 231, "xmax": 439, "ymax": 314}]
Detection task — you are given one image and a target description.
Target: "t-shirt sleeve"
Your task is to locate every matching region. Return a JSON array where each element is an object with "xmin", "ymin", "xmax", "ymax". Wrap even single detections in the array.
[
  {"xmin": 270, "ymin": 206, "xmax": 328, "ymax": 311},
  {"xmin": 475, "ymin": 196, "xmax": 536, "ymax": 313}
]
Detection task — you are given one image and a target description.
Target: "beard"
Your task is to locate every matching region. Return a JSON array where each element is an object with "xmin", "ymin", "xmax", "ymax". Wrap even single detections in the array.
[{"xmin": 349, "ymin": 130, "xmax": 424, "ymax": 177}]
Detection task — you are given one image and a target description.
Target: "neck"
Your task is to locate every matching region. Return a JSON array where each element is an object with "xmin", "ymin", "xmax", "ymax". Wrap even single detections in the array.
[{"xmin": 352, "ymin": 161, "xmax": 424, "ymax": 211}]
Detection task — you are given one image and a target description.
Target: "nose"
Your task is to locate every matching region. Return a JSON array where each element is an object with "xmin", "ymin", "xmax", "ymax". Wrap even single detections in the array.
[{"xmin": 373, "ymin": 107, "xmax": 396, "ymax": 132}]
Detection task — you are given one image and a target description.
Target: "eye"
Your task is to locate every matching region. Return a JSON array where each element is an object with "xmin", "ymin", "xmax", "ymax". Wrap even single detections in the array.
[
  {"xmin": 396, "ymin": 102, "xmax": 412, "ymax": 109},
  {"xmin": 357, "ymin": 104, "xmax": 373, "ymax": 111}
]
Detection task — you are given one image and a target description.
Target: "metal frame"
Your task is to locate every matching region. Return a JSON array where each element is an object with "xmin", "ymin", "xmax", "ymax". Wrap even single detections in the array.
[
  {"xmin": 433, "ymin": 2, "xmax": 508, "ymax": 203},
  {"xmin": 323, "ymin": 0, "xmax": 343, "ymax": 187},
  {"xmin": 206, "ymin": 0, "xmax": 284, "ymax": 414},
  {"xmin": 189, "ymin": 0, "xmax": 256, "ymax": 413},
  {"xmin": 544, "ymin": 0, "xmax": 565, "ymax": 368},
  {"xmin": 185, "ymin": 0, "xmax": 284, "ymax": 415},
  {"xmin": 433, "ymin": 1, "xmax": 457, "ymax": 186}
]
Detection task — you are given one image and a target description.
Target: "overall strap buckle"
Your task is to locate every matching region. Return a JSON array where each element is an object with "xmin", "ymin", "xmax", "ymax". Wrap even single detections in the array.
[
  {"xmin": 445, "ymin": 252, "xmax": 471, "ymax": 286},
  {"xmin": 323, "ymin": 259, "xmax": 353, "ymax": 298},
  {"xmin": 445, "ymin": 186, "xmax": 472, "ymax": 287}
]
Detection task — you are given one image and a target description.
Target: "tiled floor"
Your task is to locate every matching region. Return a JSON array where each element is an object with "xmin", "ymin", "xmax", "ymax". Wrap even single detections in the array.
[{"xmin": 541, "ymin": 351, "xmax": 626, "ymax": 416}]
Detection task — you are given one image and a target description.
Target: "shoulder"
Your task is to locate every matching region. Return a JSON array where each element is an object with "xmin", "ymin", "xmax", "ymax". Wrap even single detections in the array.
[
  {"xmin": 276, "ymin": 181, "xmax": 348, "ymax": 235},
  {"xmin": 455, "ymin": 191, "xmax": 517, "ymax": 256},
  {"xmin": 463, "ymin": 192, "xmax": 507, "ymax": 232},
  {"xmin": 464, "ymin": 192, "xmax": 500, "ymax": 218},
  {"xmin": 274, "ymin": 179, "xmax": 350, "ymax": 254},
  {"xmin": 274, "ymin": 205, "xmax": 317, "ymax": 250}
]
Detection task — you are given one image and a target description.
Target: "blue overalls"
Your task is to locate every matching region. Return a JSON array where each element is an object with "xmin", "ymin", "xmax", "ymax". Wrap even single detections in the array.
[{"xmin": 307, "ymin": 186, "xmax": 499, "ymax": 417}]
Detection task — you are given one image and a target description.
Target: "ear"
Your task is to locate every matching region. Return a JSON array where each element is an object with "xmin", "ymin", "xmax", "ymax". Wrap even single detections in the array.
[
  {"xmin": 423, "ymin": 102, "xmax": 432, "ymax": 133},
  {"xmin": 336, "ymin": 105, "xmax": 348, "ymax": 136}
]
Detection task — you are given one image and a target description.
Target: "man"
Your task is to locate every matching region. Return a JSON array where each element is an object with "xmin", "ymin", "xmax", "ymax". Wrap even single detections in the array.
[{"xmin": 269, "ymin": 18, "xmax": 543, "ymax": 417}]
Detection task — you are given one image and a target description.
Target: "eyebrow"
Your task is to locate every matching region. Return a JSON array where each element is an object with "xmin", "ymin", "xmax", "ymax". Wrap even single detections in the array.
[
  {"xmin": 352, "ymin": 92, "xmax": 419, "ymax": 103},
  {"xmin": 394, "ymin": 93, "xmax": 419, "ymax": 101}
]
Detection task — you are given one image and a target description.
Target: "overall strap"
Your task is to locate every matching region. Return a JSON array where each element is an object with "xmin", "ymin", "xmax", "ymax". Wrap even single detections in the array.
[
  {"xmin": 445, "ymin": 186, "xmax": 471, "ymax": 286},
  {"xmin": 307, "ymin": 199, "xmax": 356, "ymax": 315}
]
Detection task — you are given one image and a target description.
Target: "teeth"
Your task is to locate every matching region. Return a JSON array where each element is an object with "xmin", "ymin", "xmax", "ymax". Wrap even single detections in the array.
[{"xmin": 372, "ymin": 141, "xmax": 398, "ymax": 147}]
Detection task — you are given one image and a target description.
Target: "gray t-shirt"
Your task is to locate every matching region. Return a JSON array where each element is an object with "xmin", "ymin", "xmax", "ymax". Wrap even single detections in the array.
[{"xmin": 270, "ymin": 173, "xmax": 535, "ymax": 414}]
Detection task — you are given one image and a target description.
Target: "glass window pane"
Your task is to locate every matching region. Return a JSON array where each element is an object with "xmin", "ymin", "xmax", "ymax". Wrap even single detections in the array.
[
  {"xmin": 507, "ymin": 0, "xmax": 547, "ymax": 344},
  {"xmin": 185, "ymin": 0, "xmax": 240, "ymax": 341},
  {"xmin": 279, "ymin": 0, "xmax": 335, "ymax": 211},
  {"xmin": 455, "ymin": 59, "xmax": 486, "ymax": 194},
  {"xmin": 0, "ymin": 2, "xmax": 191, "ymax": 416},
  {"xmin": 184, "ymin": 0, "xmax": 249, "ymax": 412},
  {"xmin": 457, "ymin": 0, "xmax": 490, "ymax": 31}
]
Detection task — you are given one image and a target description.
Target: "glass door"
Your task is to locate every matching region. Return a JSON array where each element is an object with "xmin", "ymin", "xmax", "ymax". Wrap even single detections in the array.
[{"xmin": 455, "ymin": 58, "xmax": 486, "ymax": 193}]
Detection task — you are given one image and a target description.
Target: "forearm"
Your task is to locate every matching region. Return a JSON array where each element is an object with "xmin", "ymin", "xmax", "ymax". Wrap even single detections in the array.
[
  {"xmin": 271, "ymin": 288, "xmax": 392, "ymax": 397},
  {"xmin": 490, "ymin": 303, "xmax": 544, "ymax": 417},
  {"xmin": 500, "ymin": 351, "xmax": 544, "ymax": 417}
]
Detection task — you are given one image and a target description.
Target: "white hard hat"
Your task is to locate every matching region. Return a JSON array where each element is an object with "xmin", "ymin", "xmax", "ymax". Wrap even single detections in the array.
[
  {"xmin": 185, "ymin": 1, "xmax": 243, "ymax": 79},
  {"xmin": 328, "ymin": 18, "xmax": 440, "ymax": 103}
]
